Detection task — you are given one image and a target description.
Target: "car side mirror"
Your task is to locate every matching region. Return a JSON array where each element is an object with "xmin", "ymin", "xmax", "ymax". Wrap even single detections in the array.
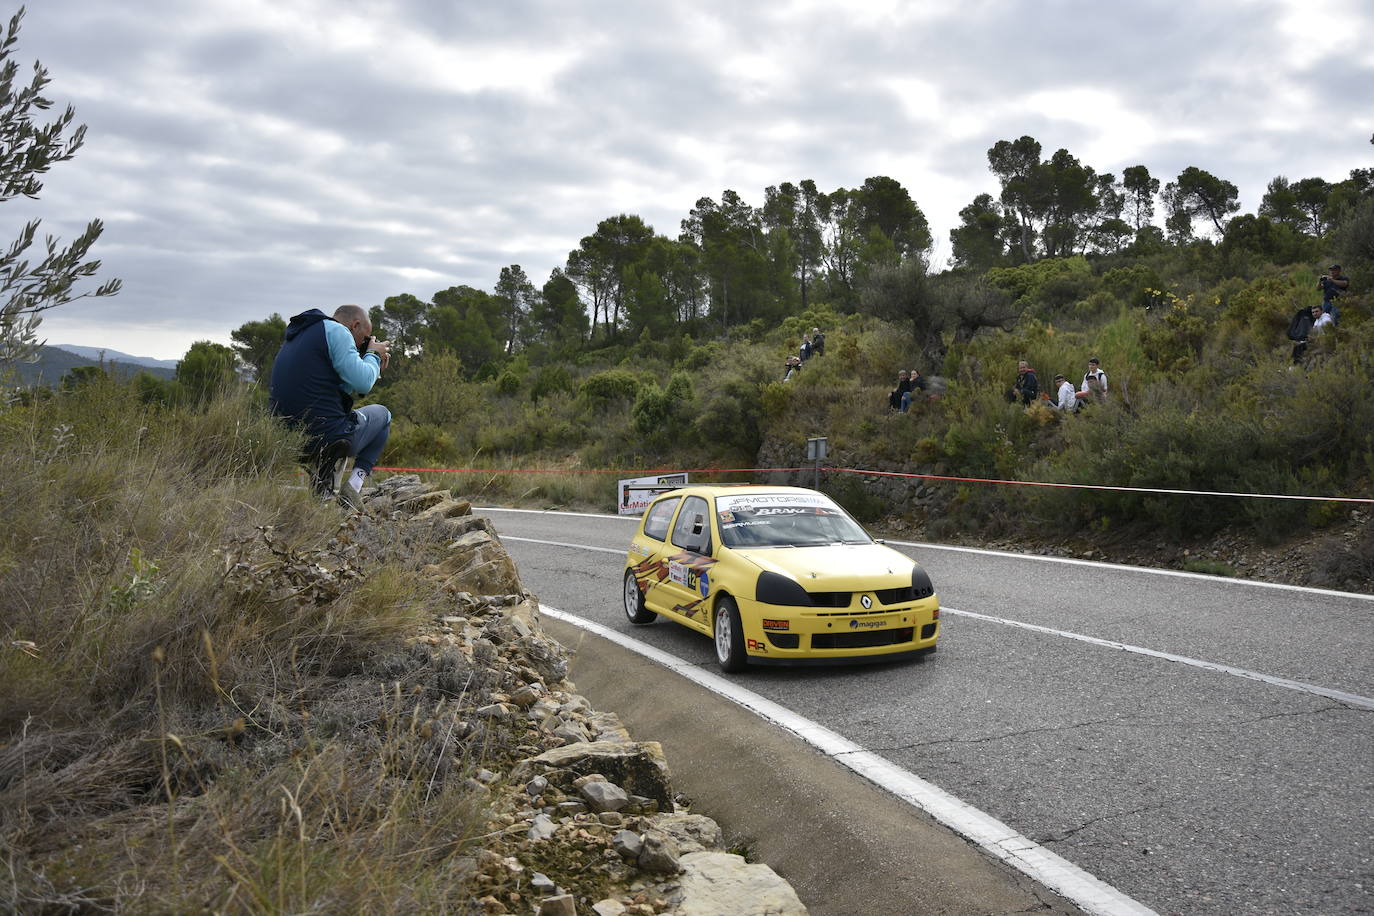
[{"xmin": 874, "ymin": 538, "xmax": 886, "ymax": 545}]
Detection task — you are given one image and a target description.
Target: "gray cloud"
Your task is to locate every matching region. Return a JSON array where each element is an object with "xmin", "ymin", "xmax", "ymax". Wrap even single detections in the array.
[{"xmin": 17, "ymin": 0, "xmax": 1373, "ymax": 358}]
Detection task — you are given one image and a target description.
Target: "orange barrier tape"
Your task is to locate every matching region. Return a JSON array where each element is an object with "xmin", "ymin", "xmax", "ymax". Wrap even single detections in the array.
[
  {"xmin": 826, "ymin": 466, "xmax": 1374, "ymax": 504},
  {"xmin": 371, "ymin": 463, "xmax": 1371, "ymax": 504},
  {"xmin": 374, "ymin": 465, "xmax": 809, "ymax": 476}
]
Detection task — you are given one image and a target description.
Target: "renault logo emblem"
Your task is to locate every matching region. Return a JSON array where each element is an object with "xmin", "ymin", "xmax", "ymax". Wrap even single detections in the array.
[{"xmin": 860, "ymin": 595, "xmax": 872, "ymax": 609}]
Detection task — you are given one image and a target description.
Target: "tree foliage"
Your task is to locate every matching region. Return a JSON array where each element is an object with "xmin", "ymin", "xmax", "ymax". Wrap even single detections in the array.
[{"xmin": 0, "ymin": 7, "xmax": 120, "ymax": 363}]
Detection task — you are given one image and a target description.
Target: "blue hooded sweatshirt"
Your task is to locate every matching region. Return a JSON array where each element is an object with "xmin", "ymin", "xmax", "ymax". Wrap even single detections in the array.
[{"xmin": 268, "ymin": 309, "xmax": 381, "ymax": 447}]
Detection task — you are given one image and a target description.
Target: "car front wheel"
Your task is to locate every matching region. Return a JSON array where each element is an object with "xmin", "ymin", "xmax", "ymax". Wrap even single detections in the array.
[
  {"xmin": 623, "ymin": 570, "xmax": 656, "ymax": 624},
  {"xmin": 713, "ymin": 596, "xmax": 747, "ymax": 672}
]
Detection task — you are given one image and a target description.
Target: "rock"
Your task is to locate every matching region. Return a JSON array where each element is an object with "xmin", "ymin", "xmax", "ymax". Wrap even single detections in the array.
[
  {"xmin": 476, "ymin": 704, "xmax": 509, "ymax": 719},
  {"xmin": 513, "ymin": 742, "xmax": 674, "ymax": 810},
  {"xmin": 436, "ymin": 515, "xmax": 498, "ymax": 541},
  {"xmin": 636, "ymin": 829, "xmax": 681, "ymax": 875},
  {"xmin": 531, "ymin": 872, "xmax": 558, "ymax": 893},
  {"xmin": 580, "ymin": 780, "xmax": 630, "ymax": 813},
  {"xmin": 592, "ymin": 900, "xmax": 627, "ymax": 916},
  {"xmin": 528, "ymin": 813, "xmax": 557, "ymax": 841},
  {"xmin": 475, "ymin": 768, "xmax": 499, "ymax": 785},
  {"xmin": 526, "ymin": 775, "xmax": 549, "ymax": 796},
  {"xmin": 511, "ymin": 684, "xmax": 541, "ymax": 708},
  {"xmin": 598, "ymin": 811, "xmax": 624, "ymax": 827},
  {"xmin": 611, "ymin": 829, "xmax": 643, "ymax": 860},
  {"xmin": 553, "ymin": 720, "xmax": 590, "ymax": 744},
  {"xmin": 674, "ymin": 851, "xmax": 808, "ymax": 915},
  {"xmin": 424, "ymin": 530, "xmax": 522, "ymax": 595},
  {"xmin": 537, "ymin": 894, "xmax": 577, "ymax": 916},
  {"xmin": 415, "ymin": 497, "xmax": 473, "ymax": 521},
  {"xmin": 653, "ymin": 814, "xmax": 723, "ymax": 854},
  {"xmin": 395, "ymin": 490, "xmax": 449, "ymax": 513}
]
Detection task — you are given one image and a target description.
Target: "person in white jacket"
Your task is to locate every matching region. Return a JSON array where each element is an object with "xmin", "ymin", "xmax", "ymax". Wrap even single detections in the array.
[{"xmin": 1052, "ymin": 374, "xmax": 1076, "ymax": 411}]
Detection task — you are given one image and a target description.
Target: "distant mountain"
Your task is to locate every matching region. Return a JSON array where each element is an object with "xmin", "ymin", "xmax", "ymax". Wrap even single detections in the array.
[
  {"xmin": 51, "ymin": 345, "xmax": 179, "ymax": 370},
  {"xmin": 3, "ymin": 346, "xmax": 177, "ymax": 387}
]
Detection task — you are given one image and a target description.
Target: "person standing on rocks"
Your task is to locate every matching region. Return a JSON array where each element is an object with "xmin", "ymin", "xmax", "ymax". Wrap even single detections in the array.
[{"xmin": 269, "ymin": 304, "xmax": 392, "ymax": 508}]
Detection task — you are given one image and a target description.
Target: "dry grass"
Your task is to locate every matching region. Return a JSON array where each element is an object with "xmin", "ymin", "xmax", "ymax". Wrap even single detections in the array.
[{"xmin": 0, "ymin": 380, "xmax": 509, "ymax": 912}]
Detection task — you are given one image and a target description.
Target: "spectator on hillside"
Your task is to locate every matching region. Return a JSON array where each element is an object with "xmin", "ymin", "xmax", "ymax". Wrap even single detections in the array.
[
  {"xmin": 783, "ymin": 355, "xmax": 802, "ymax": 382},
  {"xmin": 1075, "ymin": 357, "xmax": 1108, "ymax": 409},
  {"xmin": 1009, "ymin": 360, "xmax": 1039, "ymax": 405},
  {"xmin": 1318, "ymin": 265, "xmax": 1349, "ymax": 321},
  {"xmin": 1052, "ymin": 374, "xmax": 1077, "ymax": 411},
  {"xmin": 1290, "ymin": 304, "xmax": 1329, "ymax": 363},
  {"xmin": 269, "ymin": 304, "xmax": 391, "ymax": 510},
  {"xmin": 1313, "ymin": 304, "xmax": 1335, "ymax": 333},
  {"xmin": 810, "ymin": 327, "xmax": 825, "ymax": 356},
  {"xmin": 799, "ymin": 335, "xmax": 813, "ymax": 362},
  {"xmin": 888, "ymin": 369, "xmax": 911, "ymax": 410},
  {"xmin": 1082, "ymin": 357, "xmax": 1107, "ymax": 396},
  {"xmin": 900, "ymin": 368, "xmax": 928, "ymax": 412}
]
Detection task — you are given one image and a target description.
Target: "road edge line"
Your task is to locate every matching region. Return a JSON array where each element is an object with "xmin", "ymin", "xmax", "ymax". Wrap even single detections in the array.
[{"xmin": 540, "ymin": 603, "xmax": 1159, "ymax": 916}]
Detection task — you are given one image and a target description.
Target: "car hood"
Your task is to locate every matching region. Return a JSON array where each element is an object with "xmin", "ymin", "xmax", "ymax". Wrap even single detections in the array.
[{"xmin": 733, "ymin": 543, "xmax": 916, "ymax": 589}]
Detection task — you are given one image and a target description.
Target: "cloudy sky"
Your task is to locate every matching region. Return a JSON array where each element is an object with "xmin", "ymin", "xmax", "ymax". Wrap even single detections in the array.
[{"xmin": 11, "ymin": 0, "xmax": 1373, "ymax": 360}]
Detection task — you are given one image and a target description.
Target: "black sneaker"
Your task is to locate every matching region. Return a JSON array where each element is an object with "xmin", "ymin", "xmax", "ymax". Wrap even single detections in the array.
[{"xmin": 309, "ymin": 439, "xmax": 350, "ymax": 498}]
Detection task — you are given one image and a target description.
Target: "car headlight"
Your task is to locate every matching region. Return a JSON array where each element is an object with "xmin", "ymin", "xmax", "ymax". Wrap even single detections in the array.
[
  {"xmin": 756, "ymin": 570, "xmax": 813, "ymax": 606},
  {"xmin": 911, "ymin": 565, "xmax": 934, "ymax": 599}
]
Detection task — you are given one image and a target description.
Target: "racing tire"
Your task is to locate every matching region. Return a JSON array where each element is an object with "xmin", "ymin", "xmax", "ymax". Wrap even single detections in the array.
[
  {"xmin": 713, "ymin": 596, "xmax": 748, "ymax": 673},
  {"xmin": 623, "ymin": 570, "xmax": 656, "ymax": 625}
]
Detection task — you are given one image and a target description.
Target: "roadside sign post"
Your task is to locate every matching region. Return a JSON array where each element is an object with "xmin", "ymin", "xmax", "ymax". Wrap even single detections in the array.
[
  {"xmin": 805, "ymin": 437, "xmax": 828, "ymax": 491},
  {"xmin": 617, "ymin": 473, "xmax": 689, "ymax": 516}
]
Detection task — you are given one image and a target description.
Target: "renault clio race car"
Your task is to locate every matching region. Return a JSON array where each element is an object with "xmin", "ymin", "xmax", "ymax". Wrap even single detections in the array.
[{"xmin": 622, "ymin": 485, "xmax": 939, "ymax": 671}]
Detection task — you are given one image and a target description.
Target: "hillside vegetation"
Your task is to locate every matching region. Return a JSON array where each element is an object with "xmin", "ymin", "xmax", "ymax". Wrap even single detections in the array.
[{"xmin": 0, "ymin": 385, "xmax": 490, "ymax": 910}]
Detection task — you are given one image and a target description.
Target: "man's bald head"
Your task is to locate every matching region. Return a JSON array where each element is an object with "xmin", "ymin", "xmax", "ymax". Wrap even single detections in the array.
[{"xmin": 334, "ymin": 304, "xmax": 370, "ymax": 328}]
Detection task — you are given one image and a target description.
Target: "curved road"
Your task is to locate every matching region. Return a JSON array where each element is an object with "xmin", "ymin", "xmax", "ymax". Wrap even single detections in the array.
[{"xmin": 482, "ymin": 507, "xmax": 1373, "ymax": 915}]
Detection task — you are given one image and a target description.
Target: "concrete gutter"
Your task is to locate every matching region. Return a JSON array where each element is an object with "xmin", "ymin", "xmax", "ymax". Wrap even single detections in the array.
[{"xmin": 543, "ymin": 617, "xmax": 1084, "ymax": 916}]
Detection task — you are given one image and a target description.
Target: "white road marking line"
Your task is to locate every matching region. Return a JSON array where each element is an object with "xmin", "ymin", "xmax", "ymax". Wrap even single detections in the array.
[
  {"xmin": 503, "ymin": 536, "xmax": 626, "ymax": 555},
  {"xmin": 541, "ymin": 603, "xmax": 1159, "ymax": 916},
  {"xmin": 502, "ymin": 535, "xmax": 1374, "ymax": 708},
  {"xmin": 478, "ymin": 505, "xmax": 1374, "ymax": 601},
  {"xmin": 477, "ymin": 506, "xmax": 638, "ymax": 521},
  {"xmin": 887, "ymin": 540, "xmax": 1374, "ymax": 603},
  {"xmin": 944, "ymin": 607, "xmax": 1374, "ymax": 711}
]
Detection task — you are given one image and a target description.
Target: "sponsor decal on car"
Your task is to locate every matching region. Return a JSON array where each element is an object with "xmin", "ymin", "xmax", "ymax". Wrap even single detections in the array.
[
  {"xmin": 849, "ymin": 619, "xmax": 886, "ymax": 629},
  {"xmin": 746, "ymin": 639, "xmax": 767, "ymax": 652},
  {"xmin": 668, "ymin": 560, "xmax": 689, "ymax": 587},
  {"xmin": 761, "ymin": 618, "xmax": 790, "ymax": 630}
]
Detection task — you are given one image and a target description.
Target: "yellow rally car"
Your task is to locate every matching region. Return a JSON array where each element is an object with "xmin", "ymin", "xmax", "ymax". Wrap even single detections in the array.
[{"xmin": 622, "ymin": 485, "xmax": 939, "ymax": 672}]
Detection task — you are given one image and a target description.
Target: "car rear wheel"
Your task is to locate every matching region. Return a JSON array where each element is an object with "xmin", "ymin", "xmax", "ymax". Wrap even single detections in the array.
[
  {"xmin": 623, "ymin": 570, "xmax": 656, "ymax": 624},
  {"xmin": 713, "ymin": 596, "xmax": 747, "ymax": 672}
]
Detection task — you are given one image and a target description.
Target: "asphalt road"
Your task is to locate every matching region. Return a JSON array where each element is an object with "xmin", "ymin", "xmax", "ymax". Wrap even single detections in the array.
[{"xmin": 482, "ymin": 507, "xmax": 1374, "ymax": 916}]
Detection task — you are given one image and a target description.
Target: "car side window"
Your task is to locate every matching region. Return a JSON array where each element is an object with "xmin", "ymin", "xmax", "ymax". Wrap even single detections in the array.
[
  {"xmin": 670, "ymin": 496, "xmax": 711, "ymax": 554},
  {"xmin": 642, "ymin": 497, "xmax": 680, "ymax": 542}
]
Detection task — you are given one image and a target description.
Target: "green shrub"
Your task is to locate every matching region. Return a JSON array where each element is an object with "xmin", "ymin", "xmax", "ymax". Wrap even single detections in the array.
[
  {"xmin": 578, "ymin": 369, "xmax": 641, "ymax": 408},
  {"xmin": 530, "ymin": 364, "xmax": 575, "ymax": 401}
]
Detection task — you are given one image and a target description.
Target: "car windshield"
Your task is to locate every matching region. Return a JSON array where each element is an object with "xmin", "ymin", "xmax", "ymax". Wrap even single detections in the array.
[{"xmin": 715, "ymin": 492, "xmax": 871, "ymax": 548}]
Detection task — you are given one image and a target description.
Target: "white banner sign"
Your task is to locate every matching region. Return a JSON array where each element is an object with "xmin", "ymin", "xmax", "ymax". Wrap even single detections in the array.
[{"xmin": 618, "ymin": 473, "xmax": 689, "ymax": 515}]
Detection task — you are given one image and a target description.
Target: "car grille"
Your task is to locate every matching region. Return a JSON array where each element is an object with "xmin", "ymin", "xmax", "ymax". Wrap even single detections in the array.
[
  {"xmin": 811, "ymin": 627, "xmax": 914, "ymax": 650},
  {"xmin": 806, "ymin": 591, "xmax": 851, "ymax": 607},
  {"xmin": 921, "ymin": 622, "xmax": 937, "ymax": 639},
  {"xmin": 765, "ymin": 632, "xmax": 800, "ymax": 649},
  {"xmin": 875, "ymin": 583, "xmax": 934, "ymax": 604}
]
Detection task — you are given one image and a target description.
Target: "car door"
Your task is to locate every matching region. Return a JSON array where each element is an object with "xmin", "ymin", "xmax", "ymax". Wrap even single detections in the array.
[
  {"xmin": 659, "ymin": 495, "xmax": 715, "ymax": 633},
  {"xmin": 629, "ymin": 495, "xmax": 681, "ymax": 614}
]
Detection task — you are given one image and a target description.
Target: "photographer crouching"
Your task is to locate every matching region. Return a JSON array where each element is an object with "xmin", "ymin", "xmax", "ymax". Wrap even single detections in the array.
[{"xmin": 268, "ymin": 304, "xmax": 392, "ymax": 510}]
